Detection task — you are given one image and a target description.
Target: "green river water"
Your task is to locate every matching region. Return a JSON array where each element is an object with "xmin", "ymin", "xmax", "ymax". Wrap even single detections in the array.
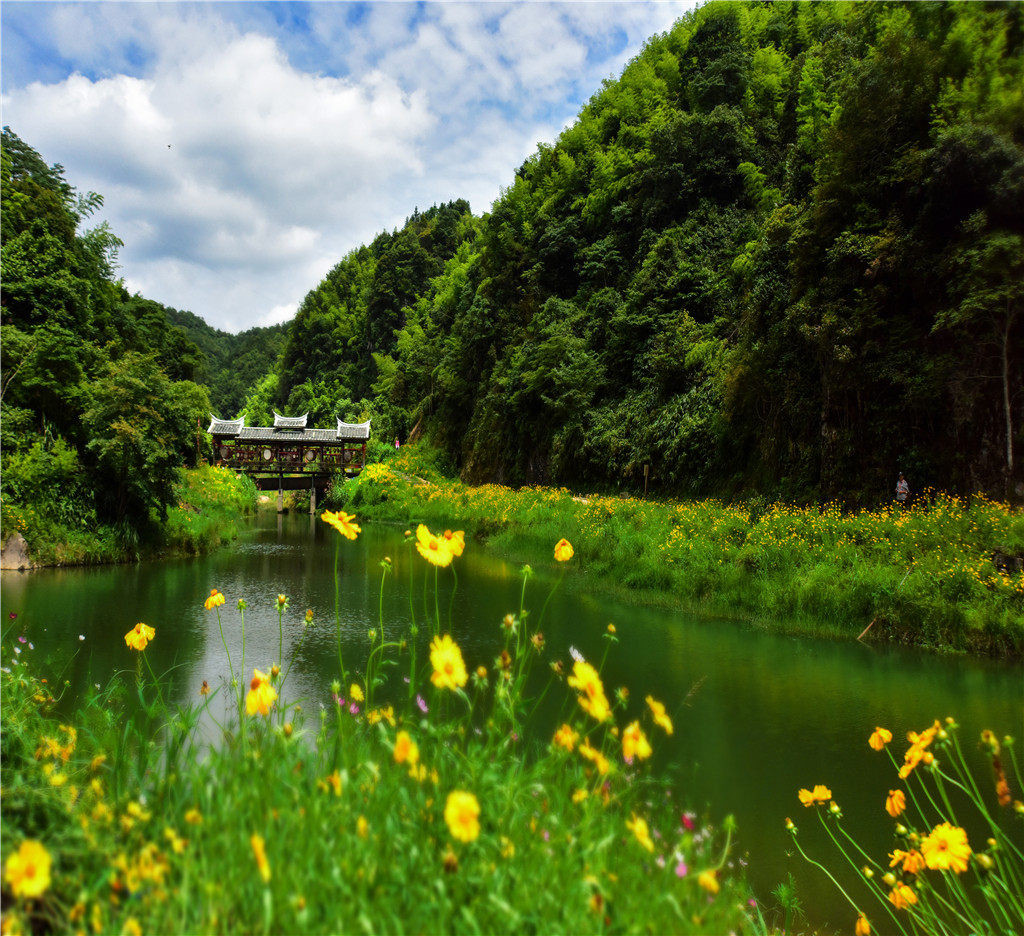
[{"xmin": 2, "ymin": 512, "xmax": 1021, "ymax": 931}]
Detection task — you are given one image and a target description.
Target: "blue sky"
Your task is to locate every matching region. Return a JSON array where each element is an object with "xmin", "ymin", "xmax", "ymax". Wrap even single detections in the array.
[{"xmin": 2, "ymin": 1, "xmax": 694, "ymax": 332}]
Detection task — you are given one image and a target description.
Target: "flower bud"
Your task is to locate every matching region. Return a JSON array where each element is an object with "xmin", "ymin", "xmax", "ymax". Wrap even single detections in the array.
[
  {"xmin": 861, "ymin": 865, "xmax": 874, "ymax": 879},
  {"xmin": 283, "ymin": 723, "xmax": 293, "ymax": 738},
  {"xmin": 975, "ymin": 853, "xmax": 994, "ymax": 871},
  {"xmin": 784, "ymin": 818, "xmax": 795, "ymax": 831},
  {"xmin": 271, "ymin": 664, "xmax": 280, "ymax": 678},
  {"xmin": 895, "ymin": 824, "xmax": 907, "ymax": 837},
  {"xmin": 331, "ymin": 679, "xmax": 341, "ymax": 695},
  {"xmin": 882, "ymin": 873, "xmax": 896, "ymax": 887}
]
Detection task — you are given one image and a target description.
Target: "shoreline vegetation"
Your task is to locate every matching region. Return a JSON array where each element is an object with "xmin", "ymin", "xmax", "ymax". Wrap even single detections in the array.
[
  {"xmin": 336, "ymin": 448, "xmax": 1024, "ymax": 659},
  {"xmin": 0, "ymin": 466, "xmax": 257, "ymax": 570}
]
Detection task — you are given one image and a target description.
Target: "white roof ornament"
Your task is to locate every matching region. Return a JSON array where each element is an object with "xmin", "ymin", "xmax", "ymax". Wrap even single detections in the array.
[
  {"xmin": 208, "ymin": 415, "xmax": 245, "ymax": 435},
  {"xmin": 273, "ymin": 411, "xmax": 308, "ymax": 429},
  {"xmin": 337, "ymin": 418, "xmax": 371, "ymax": 440}
]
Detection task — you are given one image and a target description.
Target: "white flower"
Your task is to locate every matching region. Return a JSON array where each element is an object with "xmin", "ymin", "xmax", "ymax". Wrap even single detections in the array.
[
  {"xmin": 568, "ymin": 645, "xmax": 584, "ymax": 663},
  {"xmin": 79, "ymin": 634, "xmax": 85, "ymax": 641}
]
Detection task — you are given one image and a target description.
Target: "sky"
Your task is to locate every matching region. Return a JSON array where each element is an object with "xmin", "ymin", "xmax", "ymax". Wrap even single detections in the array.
[{"xmin": 2, "ymin": 1, "xmax": 695, "ymax": 333}]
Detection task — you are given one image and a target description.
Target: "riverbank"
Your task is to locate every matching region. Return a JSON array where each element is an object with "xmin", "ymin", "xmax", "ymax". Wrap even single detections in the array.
[
  {"xmin": 338, "ymin": 455, "xmax": 1024, "ymax": 658},
  {"xmin": 0, "ymin": 465, "xmax": 257, "ymax": 569}
]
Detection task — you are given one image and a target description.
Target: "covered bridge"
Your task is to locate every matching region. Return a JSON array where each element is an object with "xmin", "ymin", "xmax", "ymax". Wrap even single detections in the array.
[{"xmin": 207, "ymin": 412, "xmax": 370, "ymax": 512}]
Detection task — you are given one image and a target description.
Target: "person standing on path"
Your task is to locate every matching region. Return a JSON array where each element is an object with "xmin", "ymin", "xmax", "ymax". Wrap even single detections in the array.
[{"xmin": 896, "ymin": 473, "xmax": 909, "ymax": 505}]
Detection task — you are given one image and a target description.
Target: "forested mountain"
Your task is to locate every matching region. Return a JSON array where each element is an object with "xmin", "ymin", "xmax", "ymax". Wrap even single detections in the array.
[
  {"xmin": 164, "ymin": 308, "xmax": 288, "ymax": 419},
  {"xmin": 1, "ymin": 128, "xmax": 210, "ymax": 535},
  {"xmin": 274, "ymin": 0, "xmax": 1023, "ymax": 501}
]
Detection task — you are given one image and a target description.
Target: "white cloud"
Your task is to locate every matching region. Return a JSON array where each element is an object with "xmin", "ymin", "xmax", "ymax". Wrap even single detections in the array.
[{"xmin": 2, "ymin": 2, "xmax": 698, "ymax": 332}]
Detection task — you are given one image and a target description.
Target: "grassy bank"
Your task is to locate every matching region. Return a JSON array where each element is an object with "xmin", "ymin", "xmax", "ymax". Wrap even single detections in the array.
[
  {"xmin": 0, "ymin": 547, "xmax": 757, "ymax": 935},
  {"xmin": 1, "ymin": 466, "xmax": 258, "ymax": 568},
  {"xmin": 337, "ymin": 451, "xmax": 1024, "ymax": 657}
]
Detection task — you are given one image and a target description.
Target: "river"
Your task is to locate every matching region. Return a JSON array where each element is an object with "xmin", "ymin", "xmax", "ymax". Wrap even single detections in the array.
[{"xmin": 2, "ymin": 511, "xmax": 1021, "ymax": 930}]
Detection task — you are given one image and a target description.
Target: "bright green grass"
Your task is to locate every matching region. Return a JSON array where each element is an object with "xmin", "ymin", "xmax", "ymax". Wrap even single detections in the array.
[
  {"xmin": 1, "ymin": 466, "xmax": 257, "ymax": 567},
  {"xmin": 0, "ymin": 562, "xmax": 758, "ymax": 935},
  {"xmin": 337, "ymin": 452, "xmax": 1024, "ymax": 657}
]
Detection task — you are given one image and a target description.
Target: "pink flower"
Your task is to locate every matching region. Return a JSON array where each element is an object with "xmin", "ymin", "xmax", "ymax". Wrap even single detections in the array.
[
  {"xmin": 349, "ymin": 703, "xmax": 360, "ymax": 715},
  {"xmin": 17, "ymin": 636, "xmax": 26, "ymax": 644},
  {"xmin": 681, "ymin": 812, "xmax": 696, "ymax": 831},
  {"xmin": 416, "ymin": 694, "xmax": 428, "ymax": 713},
  {"xmin": 542, "ymin": 829, "xmax": 550, "ymax": 841},
  {"xmin": 334, "ymin": 694, "xmax": 344, "ymax": 707},
  {"xmin": 675, "ymin": 861, "xmax": 688, "ymax": 878}
]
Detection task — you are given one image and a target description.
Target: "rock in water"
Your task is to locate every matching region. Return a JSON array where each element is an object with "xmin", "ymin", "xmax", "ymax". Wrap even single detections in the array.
[{"xmin": 0, "ymin": 532, "xmax": 33, "ymax": 571}]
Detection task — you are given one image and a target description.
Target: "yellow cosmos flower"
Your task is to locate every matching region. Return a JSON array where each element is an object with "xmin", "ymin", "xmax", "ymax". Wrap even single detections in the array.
[
  {"xmin": 554, "ymin": 538, "xmax": 574, "ymax": 562},
  {"xmin": 124, "ymin": 623, "xmax": 155, "ymax": 652},
  {"xmin": 567, "ymin": 660, "xmax": 611, "ymax": 722},
  {"xmin": 920, "ymin": 822, "xmax": 971, "ymax": 874},
  {"xmin": 885, "ymin": 789, "xmax": 906, "ymax": 818},
  {"xmin": 698, "ymin": 869, "xmax": 720, "ymax": 895},
  {"xmin": 245, "ymin": 669, "xmax": 278, "ymax": 717},
  {"xmin": 553, "ymin": 723, "xmax": 579, "ymax": 752},
  {"xmin": 798, "ymin": 785, "xmax": 832, "ymax": 807},
  {"xmin": 349, "ymin": 684, "xmax": 364, "ymax": 703},
  {"xmin": 430, "ymin": 634, "xmax": 468, "ymax": 690},
  {"xmin": 889, "ymin": 849, "xmax": 925, "ymax": 875},
  {"xmin": 579, "ymin": 740, "xmax": 610, "ymax": 776},
  {"xmin": 888, "ymin": 883, "xmax": 917, "ymax": 910},
  {"xmin": 204, "ymin": 589, "xmax": 225, "ymax": 610},
  {"xmin": 4, "ymin": 841, "xmax": 51, "ymax": 899},
  {"xmin": 868, "ymin": 727, "xmax": 892, "ymax": 751},
  {"xmin": 622, "ymin": 721, "xmax": 652, "ymax": 762},
  {"xmin": 645, "ymin": 695, "xmax": 673, "ymax": 735},
  {"xmin": 626, "ymin": 814, "xmax": 654, "ymax": 852},
  {"xmin": 394, "ymin": 731, "xmax": 419, "ymax": 766},
  {"xmin": 250, "ymin": 833, "xmax": 271, "ymax": 883},
  {"xmin": 441, "ymin": 529, "xmax": 466, "ymax": 557},
  {"xmin": 855, "ymin": 913, "xmax": 871, "ymax": 936},
  {"xmin": 444, "ymin": 790, "xmax": 480, "ymax": 843},
  {"xmin": 321, "ymin": 509, "xmax": 361, "ymax": 540},
  {"xmin": 416, "ymin": 524, "xmax": 454, "ymax": 567}
]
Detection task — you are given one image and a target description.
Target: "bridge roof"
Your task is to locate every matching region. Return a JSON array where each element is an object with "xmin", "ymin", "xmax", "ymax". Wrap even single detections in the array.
[{"xmin": 208, "ymin": 414, "xmax": 370, "ymax": 443}]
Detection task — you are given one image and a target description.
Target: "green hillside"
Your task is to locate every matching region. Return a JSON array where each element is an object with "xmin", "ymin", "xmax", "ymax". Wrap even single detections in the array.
[{"xmin": 272, "ymin": 0, "xmax": 1023, "ymax": 502}]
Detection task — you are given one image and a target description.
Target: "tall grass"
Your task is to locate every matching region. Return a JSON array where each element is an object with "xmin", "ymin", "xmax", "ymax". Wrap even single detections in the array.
[
  {"xmin": 337, "ymin": 455, "xmax": 1024, "ymax": 656},
  {"xmin": 0, "ymin": 527, "xmax": 754, "ymax": 935}
]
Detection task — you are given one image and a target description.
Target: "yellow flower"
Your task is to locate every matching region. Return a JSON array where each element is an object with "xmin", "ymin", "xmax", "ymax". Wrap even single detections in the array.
[
  {"xmin": 645, "ymin": 695, "xmax": 673, "ymax": 735},
  {"xmin": 250, "ymin": 833, "xmax": 271, "ymax": 883},
  {"xmin": 888, "ymin": 883, "xmax": 917, "ymax": 910},
  {"xmin": 626, "ymin": 814, "xmax": 654, "ymax": 852},
  {"xmin": 567, "ymin": 660, "xmax": 611, "ymax": 722},
  {"xmin": 321, "ymin": 509, "xmax": 361, "ymax": 540},
  {"xmin": 416, "ymin": 524, "xmax": 453, "ymax": 567},
  {"xmin": 322, "ymin": 771, "xmax": 342, "ymax": 797},
  {"xmin": 885, "ymin": 789, "xmax": 906, "ymax": 818},
  {"xmin": 798, "ymin": 785, "xmax": 832, "ymax": 807},
  {"xmin": 430, "ymin": 634, "xmax": 468, "ymax": 691},
  {"xmin": 357, "ymin": 816, "xmax": 368, "ymax": 839},
  {"xmin": 578, "ymin": 740, "xmax": 610, "ymax": 776},
  {"xmin": 553, "ymin": 724, "xmax": 579, "ymax": 752},
  {"xmin": 394, "ymin": 731, "xmax": 419, "ymax": 766},
  {"xmin": 868, "ymin": 727, "xmax": 892, "ymax": 751},
  {"xmin": 554, "ymin": 538, "xmax": 574, "ymax": 562},
  {"xmin": 204, "ymin": 589, "xmax": 225, "ymax": 610},
  {"xmin": 889, "ymin": 849, "xmax": 925, "ymax": 875},
  {"xmin": 124, "ymin": 623, "xmax": 155, "ymax": 652},
  {"xmin": 441, "ymin": 529, "xmax": 466, "ymax": 557},
  {"xmin": 245, "ymin": 669, "xmax": 278, "ymax": 717},
  {"xmin": 572, "ymin": 789, "xmax": 589, "ymax": 803},
  {"xmin": 3, "ymin": 841, "xmax": 51, "ymax": 899},
  {"xmin": 622, "ymin": 721, "xmax": 652, "ymax": 762},
  {"xmin": 920, "ymin": 822, "xmax": 971, "ymax": 874},
  {"xmin": 349, "ymin": 684, "xmax": 364, "ymax": 703},
  {"xmin": 124, "ymin": 919, "xmax": 142, "ymax": 936},
  {"xmin": 444, "ymin": 791, "xmax": 480, "ymax": 843},
  {"xmin": 184, "ymin": 808, "xmax": 203, "ymax": 826},
  {"xmin": 500, "ymin": 836, "xmax": 515, "ymax": 858},
  {"xmin": 698, "ymin": 869, "xmax": 719, "ymax": 895},
  {"xmin": 855, "ymin": 913, "xmax": 871, "ymax": 936}
]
